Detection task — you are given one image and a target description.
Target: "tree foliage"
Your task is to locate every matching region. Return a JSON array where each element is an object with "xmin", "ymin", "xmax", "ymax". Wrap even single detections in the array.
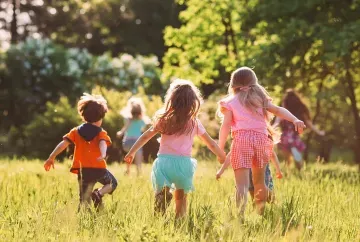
[{"xmin": 163, "ymin": 0, "xmax": 360, "ymax": 163}]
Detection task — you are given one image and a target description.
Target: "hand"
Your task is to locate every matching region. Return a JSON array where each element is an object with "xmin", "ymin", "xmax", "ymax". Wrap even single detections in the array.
[
  {"xmin": 217, "ymin": 155, "xmax": 225, "ymax": 164},
  {"xmin": 44, "ymin": 158, "xmax": 55, "ymax": 171},
  {"xmin": 293, "ymin": 119, "xmax": 306, "ymax": 134},
  {"xmin": 116, "ymin": 131, "xmax": 123, "ymax": 138},
  {"xmin": 216, "ymin": 169, "xmax": 223, "ymax": 180},
  {"xmin": 124, "ymin": 153, "xmax": 134, "ymax": 164},
  {"xmin": 276, "ymin": 171, "xmax": 283, "ymax": 179}
]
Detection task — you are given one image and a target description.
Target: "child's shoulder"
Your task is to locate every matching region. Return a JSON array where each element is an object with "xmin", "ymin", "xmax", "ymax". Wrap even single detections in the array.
[
  {"xmin": 219, "ymin": 95, "xmax": 238, "ymax": 104},
  {"xmin": 219, "ymin": 95, "xmax": 238, "ymax": 110}
]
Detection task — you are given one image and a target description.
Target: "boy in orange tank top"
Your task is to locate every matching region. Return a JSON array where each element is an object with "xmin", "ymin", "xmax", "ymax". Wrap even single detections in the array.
[{"xmin": 44, "ymin": 93, "xmax": 117, "ymax": 210}]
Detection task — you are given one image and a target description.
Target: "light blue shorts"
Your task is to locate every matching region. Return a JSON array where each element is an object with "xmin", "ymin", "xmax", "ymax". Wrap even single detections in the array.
[{"xmin": 151, "ymin": 154, "xmax": 197, "ymax": 194}]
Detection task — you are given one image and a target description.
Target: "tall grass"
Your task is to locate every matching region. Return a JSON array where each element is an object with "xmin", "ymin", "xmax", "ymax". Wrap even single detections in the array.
[{"xmin": 0, "ymin": 158, "xmax": 359, "ymax": 241}]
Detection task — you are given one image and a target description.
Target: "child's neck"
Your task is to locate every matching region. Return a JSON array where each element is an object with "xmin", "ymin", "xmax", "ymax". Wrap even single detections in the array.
[{"xmin": 89, "ymin": 120, "xmax": 102, "ymax": 127}]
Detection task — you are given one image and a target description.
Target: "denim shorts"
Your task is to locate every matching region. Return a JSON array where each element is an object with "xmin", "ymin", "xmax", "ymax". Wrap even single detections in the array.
[
  {"xmin": 248, "ymin": 164, "xmax": 273, "ymax": 191},
  {"xmin": 123, "ymin": 137, "xmax": 142, "ymax": 153},
  {"xmin": 77, "ymin": 169, "xmax": 118, "ymax": 203},
  {"xmin": 151, "ymin": 154, "xmax": 197, "ymax": 193}
]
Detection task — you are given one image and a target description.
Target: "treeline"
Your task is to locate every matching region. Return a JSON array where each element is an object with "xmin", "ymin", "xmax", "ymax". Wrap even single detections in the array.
[{"xmin": 1, "ymin": 0, "xmax": 359, "ymax": 165}]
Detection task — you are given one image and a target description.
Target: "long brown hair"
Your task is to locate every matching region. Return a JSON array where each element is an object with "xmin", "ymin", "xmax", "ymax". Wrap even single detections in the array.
[
  {"xmin": 221, "ymin": 67, "xmax": 272, "ymax": 120},
  {"xmin": 282, "ymin": 89, "xmax": 310, "ymax": 121},
  {"xmin": 153, "ymin": 79, "xmax": 203, "ymax": 135}
]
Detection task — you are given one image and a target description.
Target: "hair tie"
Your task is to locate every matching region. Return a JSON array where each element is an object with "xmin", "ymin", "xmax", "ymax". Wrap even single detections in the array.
[{"xmin": 238, "ymin": 86, "xmax": 251, "ymax": 91}]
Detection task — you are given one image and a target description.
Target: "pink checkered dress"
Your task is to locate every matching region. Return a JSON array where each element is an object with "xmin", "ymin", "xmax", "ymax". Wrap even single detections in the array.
[
  {"xmin": 230, "ymin": 130, "xmax": 273, "ymax": 169},
  {"xmin": 219, "ymin": 95, "xmax": 274, "ymax": 169}
]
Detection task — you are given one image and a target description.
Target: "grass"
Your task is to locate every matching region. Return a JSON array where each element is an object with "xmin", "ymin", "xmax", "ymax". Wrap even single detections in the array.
[{"xmin": 0, "ymin": 158, "xmax": 360, "ymax": 241}]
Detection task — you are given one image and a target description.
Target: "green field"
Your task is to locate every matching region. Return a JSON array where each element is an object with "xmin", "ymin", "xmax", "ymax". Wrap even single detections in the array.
[{"xmin": 1, "ymin": 158, "xmax": 359, "ymax": 241}]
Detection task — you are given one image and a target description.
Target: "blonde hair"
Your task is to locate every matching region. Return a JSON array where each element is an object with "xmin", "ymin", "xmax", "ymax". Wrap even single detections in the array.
[
  {"xmin": 153, "ymin": 79, "xmax": 203, "ymax": 135},
  {"xmin": 120, "ymin": 97, "xmax": 147, "ymax": 121},
  {"xmin": 219, "ymin": 67, "xmax": 272, "ymax": 121}
]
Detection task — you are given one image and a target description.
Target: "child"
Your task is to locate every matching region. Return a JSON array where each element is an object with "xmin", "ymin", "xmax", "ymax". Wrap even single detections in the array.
[
  {"xmin": 44, "ymin": 93, "xmax": 118, "ymax": 210},
  {"xmin": 275, "ymin": 89, "xmax": 325, "ymax": 170},
  {"xmin": 218, "ymin": 67, "xmax": 305, "ymax": 218},
  {"xmin": 117, "ymin": 97, "xmax": 150, "ymax": 175},
  {"xmin": 124, "ymin": 79, "xmax": 226, "ymax": 218}
]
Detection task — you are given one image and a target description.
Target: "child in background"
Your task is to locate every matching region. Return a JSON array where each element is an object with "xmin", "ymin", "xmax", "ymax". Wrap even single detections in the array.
[
  {"xmin": 218, "ymin": 67, "xmax": 305, "ymax": 219},
  {"xmin": 44, "ymin": 94, "xmax": 117, "ymax": 210},
  {"xmin": 124, "ymin": 79, "xmax": 226, "ymax": 218},
  {"xmin": 275, "ymin": 89, "xmax": 325, "ymax": 170},
  {"xmin": 117, "ymin": 97, "xmax": 150, "ymax": 176}
]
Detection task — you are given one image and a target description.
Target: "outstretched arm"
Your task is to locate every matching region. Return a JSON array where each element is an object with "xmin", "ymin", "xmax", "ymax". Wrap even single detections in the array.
[
  {"xmin": 124, "ymin": 127, "xmax": 158, "ymax": 164},
  {"xmin": 199, "ymin": 132, "xmax": 226, "ymax": 163},
  {"xmin": 267, "ymin": 103, "xmax": 306, "ymax": 134},
  {"xmin": 44, "ymin": 140, "xmax": 70, "ymax": 171},
  {"xmin": 305, "ymin": 120, "xmax": 325, "ymax": 136},
  {"xmin": 270, "ymin": 150, "xmax": 283, "ymax": 179},
  {"xmin": 117, "ymin": 119, "xmax": 130, "ymax": 138},
  {"xmin": 219, "ymin": 109, "xmax": 232, "ymax": 151},
  {"xmin": 216, "ymin": 153, "xmax": 231, "ymax": 180}
]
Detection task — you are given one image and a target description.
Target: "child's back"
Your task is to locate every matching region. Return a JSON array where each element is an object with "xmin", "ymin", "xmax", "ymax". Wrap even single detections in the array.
[{"xmin": 158, "ymin": 119, "xmax": 205, "ymax": 157}]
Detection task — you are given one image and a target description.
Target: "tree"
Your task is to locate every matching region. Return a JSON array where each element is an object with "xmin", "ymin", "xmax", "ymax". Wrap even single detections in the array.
[
  {"xmin": 163, "ymin": 0, "xmax": 360, "ymax": 163},
  {"xmin": 0, "ymin": 0, "xmax": 183, "ymax": 59}
]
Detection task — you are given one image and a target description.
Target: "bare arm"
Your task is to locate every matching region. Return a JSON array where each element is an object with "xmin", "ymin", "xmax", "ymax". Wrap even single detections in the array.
[
  {"xmin": 44, "ymin": 140, "xmax": 70, "ymax": 171},
  {"xmin": 199, "ymin": 132, "xmax": 226, "ymax": 163},
  {"xmin": 218, "ymin": 109, "xmax": 232, "ymax": 151},
  {"xmin": 267, "ymin": 102, "xmax": 306, "ymax": 134},
  {"xmin": 97, "ymin": 140, "xmax": 107, "ymax": 161},
  {"xmin": 270, "ymin": 150, "xmax": 283, "ymax": 179},
  {"xmin": 305, "ymin": 120, "xmax": 325, "ymax": 136},
  {"xmin": 117, "ymin": 119, "xmax": 130, "ymax": 137},
  {"xmin": 216, "ymin": 153, "xmax": 231, "ymax": 180},
  {"xmin": 124, "ymin": 127, "xmax": 158, "ymax": 163}
]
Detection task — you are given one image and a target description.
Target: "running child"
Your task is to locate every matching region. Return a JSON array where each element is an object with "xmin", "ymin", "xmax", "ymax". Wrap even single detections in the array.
[
  {"xmin": 124, "ymin": 79, "xmax": 226, "ymax": 218},
  {"xmin": 217, "ymin": 67, "xmax": 305, "ymax": 218},
  {"xmin": 44, "ymin": 93, "xmax": 117, "ymax": 210},
  {"xmin": 117, "ymin": 97, "xmax": 150, "ymax": 175},
  {"xmin": 274, "ymin": 89, "xmax": 325, "ymax": 170},
  {"xmin": 216, "ymin": 126, "xmax": 283, "ymax": 203}
]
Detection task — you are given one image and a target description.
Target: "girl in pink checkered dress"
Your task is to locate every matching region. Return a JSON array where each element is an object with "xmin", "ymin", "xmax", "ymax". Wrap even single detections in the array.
[{"xmin": 218, "ymin": 67, "xmax": 305, "ymax": 219}]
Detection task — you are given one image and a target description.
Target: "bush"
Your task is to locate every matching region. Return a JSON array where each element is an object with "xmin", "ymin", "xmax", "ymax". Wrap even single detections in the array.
[{"xmin": 20, "ymin": 87, "xmax": 163, "ymax": 161}]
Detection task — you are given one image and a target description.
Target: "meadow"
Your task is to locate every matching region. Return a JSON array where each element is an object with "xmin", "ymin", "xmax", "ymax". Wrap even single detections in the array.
[{"xmin": 1, "ymin": 158, "xmax": 359, "ymax": 242}]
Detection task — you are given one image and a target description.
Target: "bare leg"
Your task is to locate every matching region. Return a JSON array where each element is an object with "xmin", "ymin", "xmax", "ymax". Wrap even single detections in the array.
[
  {"xmin": 98, "ymin": 184, "xmax": 113, "ymax": 196},
  {"xmin": 78, "ymin": 181, "xmax": 95, "ymax": 211},
  {"xmin": 125, "ymin": 163, "xmax": 131, "ymax": 175},
  {"xmin": 252, "ymin": 166, "xmax": 267, "ymax": 215},
  {"xmin": 174, "ymin": 189, "xmax": 187, "ymax": 218},
  {"xmin": 234, "ymin": 168, "xmax": 250, "ymax": 220},
  {"xmin": 134, "ymin": 150, "xmax": 143, "ymax": 176}
]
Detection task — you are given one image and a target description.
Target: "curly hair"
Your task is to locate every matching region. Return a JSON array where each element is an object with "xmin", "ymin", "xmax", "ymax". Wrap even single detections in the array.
[{"xmin": 77, "ymin": 93, "xmax": 108, "ymax": 123}]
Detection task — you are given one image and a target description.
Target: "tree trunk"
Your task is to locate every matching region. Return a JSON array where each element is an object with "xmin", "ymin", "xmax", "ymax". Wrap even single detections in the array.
[
  {"xmin": 304, "ymin": 80, "xmax": 324, "ymax": 161},
  {"xmin": 344, "ymin": 56, "xmax": 360, "ymax": 166},
  {"xmin": 11, "ymin": 0, "xmax": 18, "ymax": 44}
]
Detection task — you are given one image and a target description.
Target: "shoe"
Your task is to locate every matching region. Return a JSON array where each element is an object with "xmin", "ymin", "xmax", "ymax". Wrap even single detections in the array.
[
  {"xmin": 291, "ymin": 147, "xmax": 302, "ymax": 163},
  {"xmin": 91, "ymin": 189, "xmax": 103, "ymax": 210},
  {"xmin": 154, "ymin": 189, "xmax": 173, "ymax": 215}
]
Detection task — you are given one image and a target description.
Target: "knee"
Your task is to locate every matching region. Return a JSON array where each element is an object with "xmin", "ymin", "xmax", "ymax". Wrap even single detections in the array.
[{"xmin": 110, "ymin": 178, "xmax": 118, "ymax": 192}]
